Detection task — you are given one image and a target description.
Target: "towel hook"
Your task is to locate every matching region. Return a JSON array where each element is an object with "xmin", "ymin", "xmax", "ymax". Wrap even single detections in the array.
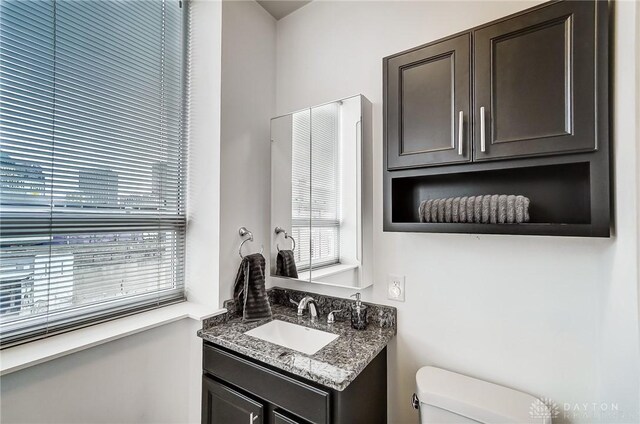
[
  {"xmin": 239, "ymin": 227, "xmax": 263, "ymax": 259},
  {"xmin": 274, "ymin": 226, "xmax": 296, "ymax": 252}
]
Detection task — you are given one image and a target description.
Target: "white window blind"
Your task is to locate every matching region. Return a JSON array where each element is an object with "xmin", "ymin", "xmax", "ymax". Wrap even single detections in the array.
[
  {"xmin": 0, "ymin": 0, "xmax": 187, "ymax": 347},
  {"xmin": 291, "ymin": 110, "xmax": 311, "ymax": 270},
  {"xmin": 291, "ymin": 103, "xmax": 340, "ymax": 271}
]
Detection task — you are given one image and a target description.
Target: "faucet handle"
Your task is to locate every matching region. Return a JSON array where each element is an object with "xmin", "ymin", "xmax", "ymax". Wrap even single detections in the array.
[
  {"xmin": 327, "ymin": 309, "xmax": 343, "ymax": 324},
  {"xmin": 290, "ymin": 298, "xmax": 304, "ymax": 316}
]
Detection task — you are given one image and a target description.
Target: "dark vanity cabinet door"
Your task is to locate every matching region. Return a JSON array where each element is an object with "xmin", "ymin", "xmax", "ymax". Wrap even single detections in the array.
[
  {"xmin": 473, "ymin": 0, "xmax": 602, "ymax": 161},
  {"xmin": 202, "ymin": 376, "xmax": 264, "ymax": 424},
  {"xmin": 273, "ymin": 410, "xmax": 303, "ymax": 424},
  {"xmin": 385, "ymin": 33, "xmax": 471, "ymax": 169}
]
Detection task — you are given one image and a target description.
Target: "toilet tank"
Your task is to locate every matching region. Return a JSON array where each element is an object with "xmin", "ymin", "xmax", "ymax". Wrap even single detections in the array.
[{"xmin": 416, "ymin": 367, "xmax": 552, "ymax": 424}]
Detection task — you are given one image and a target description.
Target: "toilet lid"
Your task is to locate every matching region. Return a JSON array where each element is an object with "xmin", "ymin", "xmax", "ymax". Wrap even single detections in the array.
[{"xmin": 416, "ymin": 367, "xmax": 552, "ymax": 424}]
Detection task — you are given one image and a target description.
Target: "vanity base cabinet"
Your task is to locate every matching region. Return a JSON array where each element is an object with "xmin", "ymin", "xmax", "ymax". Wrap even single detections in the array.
[
  {"xmin": 202, "ymin": 377, "xmax": 264, "ymax": 424},
  {"xmin": 201, "ymin": 342, "xmax": 387, "ymax": 424}
]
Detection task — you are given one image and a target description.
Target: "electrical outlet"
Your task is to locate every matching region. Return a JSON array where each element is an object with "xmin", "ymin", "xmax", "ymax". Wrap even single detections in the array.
[{"xmin": 387, "ymin": 274, "xmax": 405, "ymax": 302}]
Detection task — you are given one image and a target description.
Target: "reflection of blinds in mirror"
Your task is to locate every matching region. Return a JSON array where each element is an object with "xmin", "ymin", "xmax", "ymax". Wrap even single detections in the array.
[
  {"xmin": 290, "ymin": 103, "xmax": 341, "ymax": 271},
  {"xmin": 311, "ymin": 103, "xmax": 340, "ymax": 269},
  {"xmin": 291, "ymin": 111, "xmax": 311, "ymax": 269}
]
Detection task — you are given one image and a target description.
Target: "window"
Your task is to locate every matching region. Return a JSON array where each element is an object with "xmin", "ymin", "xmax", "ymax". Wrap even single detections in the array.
[
  {"xmin": 291, "ymin": 103, "xmax": 341, "ymax": 271},
  {"xmin": 0, "ymin": 0, "xmax": 187, "ymax": 346}
]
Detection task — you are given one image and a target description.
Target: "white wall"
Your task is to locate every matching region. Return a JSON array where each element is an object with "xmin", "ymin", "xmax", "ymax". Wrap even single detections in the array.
[
  {"xmin": 272, "ymin": 1, "xmax": 640, "ymax": 423},
  {"xmin": 218, "ymin": 0, "xmax": 276, "ymax": 302},
  {"xmin": 0, "ymin": 319, "xmax": 201, "ymax": 424},
  {"xmin": 598, "ymin": 1, "xmax": 640, "ymax": 422},
  {"xmin": 187, "ymin": 0, "xmax": 223, "ymax": 309}
]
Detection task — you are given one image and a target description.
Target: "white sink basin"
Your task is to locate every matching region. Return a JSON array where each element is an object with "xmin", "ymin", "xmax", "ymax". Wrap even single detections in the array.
[{"xmin": 244, "ymin": 320, "xmax": 338, "ymax": 355}]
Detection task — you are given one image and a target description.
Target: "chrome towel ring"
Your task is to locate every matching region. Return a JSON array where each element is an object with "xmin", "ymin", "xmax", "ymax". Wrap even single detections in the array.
[
  {"xmin": 239, "ymin": 227, "xmax": 263, "ymax": 259},
  {"xmin": 274, "ymin": 226, "xmax": 296, "ymax": 252}
]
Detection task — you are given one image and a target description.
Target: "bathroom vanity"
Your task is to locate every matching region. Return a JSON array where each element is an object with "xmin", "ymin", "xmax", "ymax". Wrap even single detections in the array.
[{"xmin": 198, "ymin": 288, "xmax": 396, "ymax": 424}]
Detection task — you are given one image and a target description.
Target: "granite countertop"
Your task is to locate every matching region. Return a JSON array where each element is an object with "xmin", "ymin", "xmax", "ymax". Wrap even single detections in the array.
[{"xmin": 197, "ymin": 287, "xmax": 397, "ymax": 391}]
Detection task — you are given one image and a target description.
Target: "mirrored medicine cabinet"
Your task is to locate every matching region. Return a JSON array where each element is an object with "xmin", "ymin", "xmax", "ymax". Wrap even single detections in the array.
[{"xmin": 270, "ymin": 95, "xmax": 372, "ymax": 289}]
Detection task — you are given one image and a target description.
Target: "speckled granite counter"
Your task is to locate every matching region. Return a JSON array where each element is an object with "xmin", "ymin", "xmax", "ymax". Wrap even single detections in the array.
[{"xmin": 197, "ymin": 287, "xmax": 396, "ymax": 391}]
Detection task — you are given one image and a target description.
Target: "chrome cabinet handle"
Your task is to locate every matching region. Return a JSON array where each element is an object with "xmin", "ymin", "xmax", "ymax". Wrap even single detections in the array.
[
  {"xmin": 250, "ymin": 412, "xmax": 258, "ymax": 423},
  {"xmin": 458, "ymin": 111, "xmax": 464, "ymax": 156},
  {"xmin": 480, "ymin": 106, "xmax": 486, "ymax": 153}
]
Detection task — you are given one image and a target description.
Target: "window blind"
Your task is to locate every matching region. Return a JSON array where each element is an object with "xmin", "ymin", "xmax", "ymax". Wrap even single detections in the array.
[
  {"xmin": 291, "ymin": 110, "xmax": 311, "ymax": 270},
  {"xmin": 0, "ymin": 0, "xmax": 187, "ymax": 347},
  {"xmin": 291, "ymin": 103, "xmax": 340, "ymax": 271}
]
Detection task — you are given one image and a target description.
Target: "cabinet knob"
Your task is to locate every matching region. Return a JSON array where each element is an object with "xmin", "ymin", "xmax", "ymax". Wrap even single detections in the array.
[{"xmin": 250, "ymin": 412, "xmax": 259, "ymax": 423}]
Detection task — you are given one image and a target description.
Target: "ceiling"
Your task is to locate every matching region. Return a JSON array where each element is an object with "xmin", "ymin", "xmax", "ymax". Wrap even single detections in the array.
[{"xmin": 257, "ymin": 0, "xmax": 311, "ymax": 20}]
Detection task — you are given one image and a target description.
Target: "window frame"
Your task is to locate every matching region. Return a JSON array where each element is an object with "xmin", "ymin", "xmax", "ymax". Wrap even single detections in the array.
[{"xmin": 0, "ymin": 0, "xmax": 190, "ymax": 347}]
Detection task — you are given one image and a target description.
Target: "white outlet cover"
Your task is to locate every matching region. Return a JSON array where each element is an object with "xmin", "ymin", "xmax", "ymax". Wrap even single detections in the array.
[{"xmin": 387, "ymin": 274, "xmax": 405, "ymax": 302}]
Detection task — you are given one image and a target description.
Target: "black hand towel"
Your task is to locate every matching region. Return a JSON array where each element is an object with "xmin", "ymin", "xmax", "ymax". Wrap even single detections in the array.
[
  {"xmin": 233, "ymin": 253, "xmax": 272, "ymax": 322},
  {"xmin": 276, "ymin": 250, "xmax": 298, "ymax": 278}
]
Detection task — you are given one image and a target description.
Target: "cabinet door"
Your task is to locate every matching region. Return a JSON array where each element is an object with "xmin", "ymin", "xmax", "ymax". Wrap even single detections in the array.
[
  {"xmin": 272, "ymin": 410, "xmax": 303, "ymax": 424},
  {"xmin": 473, "ymin": 1, "xmax": 600, "ymax": 161},
  {"xmin": 386, "ymin": 33, "xmax": 471, "ymax": 169},
  {"xmin": 202, "ymin": 376, "xmax": 264, "ymax": 424}
]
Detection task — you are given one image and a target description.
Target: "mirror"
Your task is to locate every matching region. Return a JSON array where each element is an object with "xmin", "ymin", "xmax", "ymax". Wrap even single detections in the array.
[{"xmin": 270, "ymin": 95, "xmax": 372, "ymax": 288}]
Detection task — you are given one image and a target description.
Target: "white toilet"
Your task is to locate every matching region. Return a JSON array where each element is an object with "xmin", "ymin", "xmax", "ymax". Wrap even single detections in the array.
[{"xmin": 415, "ymin": 367, "xmax": 552, "ymax": 424}]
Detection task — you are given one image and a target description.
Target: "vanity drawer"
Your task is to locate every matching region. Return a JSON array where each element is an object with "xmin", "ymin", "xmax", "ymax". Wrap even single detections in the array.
[{"xmin": 203, "ymin": 344, "xmax": 330, "ymax": 424}]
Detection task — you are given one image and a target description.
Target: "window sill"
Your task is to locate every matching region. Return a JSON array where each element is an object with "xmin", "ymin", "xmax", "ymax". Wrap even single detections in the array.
[
  {"xmin": 297, "ymin": 263, "xmax": 359, "ymax": 280},
  {"xmin": 0, "ymin": 302, "xmax": 225, "ymax": 376}
]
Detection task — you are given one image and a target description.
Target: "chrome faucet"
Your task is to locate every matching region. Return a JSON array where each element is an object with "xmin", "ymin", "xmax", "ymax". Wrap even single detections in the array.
[{"xmin": 290, "ymin": 296, "xmax": 319, "ymax": 320}]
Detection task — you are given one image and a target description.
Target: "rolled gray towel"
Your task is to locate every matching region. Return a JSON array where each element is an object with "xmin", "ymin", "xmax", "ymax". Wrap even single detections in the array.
[
  {"xmin": 466, "ymin": 196, "xmax": 474, "ymax": 223},
  {"xmin": 421, "ymin": 200, "xmax": 428, "ymax": 222},
  {"xmin": 515, "ymin": 195, "xmax": 526, "ymax": 223},
  {"xmin": 452, "ymin": 197, "xmax": 460, "ymax": 223},
  {"xmin": 444, "ymin": 198, "xmax": 453, "ymax": 223},
  {"xmin": 498, "ymin": 195, "xmax": 508, "ymax": 224},
  {"xmin": 431, "ymin": 199, "xmax": 440, "ymax": 223},
  {"xmin": 490, "ymin": 194, "xmax": 499, "ymax": 224},
  {"xmin": 474, "ymin": 196, "xmax": 483, "ymax": 223},
  {"xmin": 426, "ymin": 199, "xmax": 434, "ymax": 222},
  {"xmin": 420, "ymin": 199, "xmax": 431, "ymax": 222},
  {"xmin": 507, "ymin": 195, "xmax": 516, "ymax": 223},
  {"xmin": 459, "ymin": 197, "xmax": 467, "ymax": 223},
  {"xmin": 418, "ymin": 194, "xmax": 531, "ymax": 224},
  {"xmin": 437, "ymin": 198, "xmax": 445, "ymax": 222},
  {"xmin": 481, "ymin": 195, "xmax": 491, "ymax": 223}
]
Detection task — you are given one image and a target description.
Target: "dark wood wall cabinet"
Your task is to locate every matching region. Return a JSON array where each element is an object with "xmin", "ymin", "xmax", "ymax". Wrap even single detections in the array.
[
  {"xmin": 202, "ymin": 343, "xmax": 387, "ymax": 424},
  {"xmin": 383, "ymin": 0, "xmax": 610, "ymax": 237}
]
